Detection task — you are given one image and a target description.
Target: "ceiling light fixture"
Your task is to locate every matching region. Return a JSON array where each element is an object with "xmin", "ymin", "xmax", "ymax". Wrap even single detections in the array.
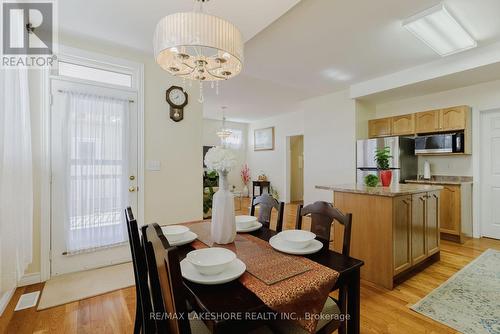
[
  {"xmin": 154, "ymin": 0, "xmax": 244, "ymax": 103},
  {"xmin": 403, "ymin": 4, "xmax": 477, "ymax": 57},
  {"xmin": 216, "ymin": 106, "xmax": 232, "ymax": 145}
]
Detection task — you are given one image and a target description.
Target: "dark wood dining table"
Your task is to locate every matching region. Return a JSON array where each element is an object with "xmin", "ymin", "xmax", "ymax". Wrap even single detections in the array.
[{"xmin": 174, "ymin": 225, "xmax": 364, "ymax": 334}]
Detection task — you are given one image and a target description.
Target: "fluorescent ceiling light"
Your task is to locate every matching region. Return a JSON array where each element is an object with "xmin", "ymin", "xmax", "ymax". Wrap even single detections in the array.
[{"xmin": 403, "ymin": 4, "xmax": 477, "ymax": 57}]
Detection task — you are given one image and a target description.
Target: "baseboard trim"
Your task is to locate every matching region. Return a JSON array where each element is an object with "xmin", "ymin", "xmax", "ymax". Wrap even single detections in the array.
[
  {"xmin": 0, "ymin": 288, "xmax": 16, "ymax": 317},
  {"xmin": 18, "ymin": 272, "xmax": 42, "ymax": 287}
]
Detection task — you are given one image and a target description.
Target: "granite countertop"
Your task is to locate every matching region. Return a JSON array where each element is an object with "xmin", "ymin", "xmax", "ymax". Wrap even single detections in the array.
[
  {"xmin": 405, "ymin": 175, "xmax": 473, "ymax": 186},
  {"xmin": 316, "ymin": 183, "xmax": 443, "ymax": 197}
]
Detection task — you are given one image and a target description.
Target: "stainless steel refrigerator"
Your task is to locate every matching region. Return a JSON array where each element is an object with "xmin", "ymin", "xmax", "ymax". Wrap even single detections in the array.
[{"xmin": 356, "ymin": 137, "xmax": 417, "ymax": 185}]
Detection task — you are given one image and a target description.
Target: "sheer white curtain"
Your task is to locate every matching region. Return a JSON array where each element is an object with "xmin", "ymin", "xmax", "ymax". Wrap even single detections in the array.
[
  {"xmin": 225, "ymin": 129, "xmax": 243, "ymax": 150},
  {"xmin": 0, "ymin": 68, "xmax": 33, "ymax": 296},
  {"xmin": 61, "ymin": 92, "xmax": 129, "ymax": 253}
]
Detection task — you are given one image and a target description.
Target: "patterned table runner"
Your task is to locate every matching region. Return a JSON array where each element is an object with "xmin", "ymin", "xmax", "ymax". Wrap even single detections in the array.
[{"xmin": 186, "ymin": 221, "xmax": 339, "ymax": 333}]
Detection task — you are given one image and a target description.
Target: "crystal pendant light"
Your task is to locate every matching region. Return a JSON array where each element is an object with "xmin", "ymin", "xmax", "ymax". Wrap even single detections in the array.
[
  {"xmin": 154, "ymin": 0, "xmax": 244, "ymax": 103},
  {"xmin": 216, "ymin": 106, "xmax": 232, "ymax": 146}
]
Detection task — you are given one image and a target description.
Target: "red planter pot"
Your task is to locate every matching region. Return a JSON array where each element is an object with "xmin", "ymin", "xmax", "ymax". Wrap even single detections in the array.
[{"xmin": 379, "ymin": 170, "xmax": 392, "ymax": 187}]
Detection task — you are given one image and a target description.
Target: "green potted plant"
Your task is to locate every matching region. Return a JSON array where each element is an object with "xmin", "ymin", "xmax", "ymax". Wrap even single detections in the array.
[
  {"xmin": 203, "ymin": 170, "xmax": 218, "ymax": 218},
  {"xmin": 364, "ymin": 174, "xmax": 379, "ymax": 187},
  {"xmin": 375, "ymin": 147, "xmax": 393, "ymax": 187}
]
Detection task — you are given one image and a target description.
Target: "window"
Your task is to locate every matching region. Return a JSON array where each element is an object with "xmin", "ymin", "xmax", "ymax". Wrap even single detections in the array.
[
  {"xmin": 58, "ymin": 61, "xmax": 132, "ymax": 87},
  {"xmin": 225, "ymin": 129, "xmax": 243, "ymax": 149}
]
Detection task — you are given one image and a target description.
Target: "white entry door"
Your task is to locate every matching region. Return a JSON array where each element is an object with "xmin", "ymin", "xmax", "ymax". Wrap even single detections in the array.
[
  {"xmin": 481, "ymin": 109, "xmax": 500, "ymax": 239},
  {"xmin": 50, "ymin": 78, "xmax": 138, "ymax": 275}
]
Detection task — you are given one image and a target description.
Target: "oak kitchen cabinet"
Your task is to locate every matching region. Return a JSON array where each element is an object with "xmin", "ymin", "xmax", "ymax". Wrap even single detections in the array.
[
  {"xmin": 441, "ymin": 106, "xmax": 468, "ymax": 130},
  {"xmin": 368, "ymin": 117, "xmax": 392, "ymax": 138},
  {"xmin": 392, "ymin": 113, "xmax": 415, "ymax": 136},
  {"xmin": 327, "ymin": 184, "xmax": 442, "ymax": 289},
  {"xmin": 368, "ymin": 106, "xmax": 471, "ymax": 144},
  {"xmin": 415, "ymin": 106, "xmax": 471, "ymax": 134},
  {"xmin": 415, "ymin": 110, "xmax": 441, "ymax": 133},
  {"xmin": 406, "ymin": 180, "xmax": 473, "ymax": 243}
]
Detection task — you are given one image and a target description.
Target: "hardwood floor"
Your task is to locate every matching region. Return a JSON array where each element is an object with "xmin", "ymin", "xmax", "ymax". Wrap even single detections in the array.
[{"xmin": 1, "ymin": 199, "xmax": 499, "ymax": 333}]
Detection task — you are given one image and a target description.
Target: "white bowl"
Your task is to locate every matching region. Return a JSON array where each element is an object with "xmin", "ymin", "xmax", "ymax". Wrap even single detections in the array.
[
  {"xmin": 235, "ymin": 215, "xmax": 257, "ymax": 229},
  {"xmin": 186, "ymin": 248, "xmax": 236, "ymax": 276},
  {"xmin": 161, "ymin": 225, "xmax": 189, "ymax": 242},
  {"xmin": 277, "ymin": 230, "xmax": 316, "ymax": 249}
]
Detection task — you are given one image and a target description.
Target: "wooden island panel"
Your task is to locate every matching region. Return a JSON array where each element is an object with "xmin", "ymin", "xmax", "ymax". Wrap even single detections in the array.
[
  {"xmin": 333, "ymin": 192, "xmax": 395, "ymax": 289},
  {"xmin": 332, "ymin": 186, "xmax": 441, "ymax": 290}
]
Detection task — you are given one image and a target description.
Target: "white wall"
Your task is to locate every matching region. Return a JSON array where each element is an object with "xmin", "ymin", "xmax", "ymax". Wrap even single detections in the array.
[
  {"xmin": 247, "ymin": 90, "xmax": 357, "ymax": 205},
  {"xmin": 375, "ymin": 79, "xmax": 500, "ymax": 176},
  {"xmin": 202, "ymin": 119, "xmax": 248, "ymax": 190},
  {"xmin": 247, "ymin": 110, "xmax": 304, "ymax": 201},
  {"xmin": 26, "ymin": 34, "xmax": 204, "ymax": 275},
  {"xmin": 301, "ymin": 90, "xmax": 357, "ymax": 203}
]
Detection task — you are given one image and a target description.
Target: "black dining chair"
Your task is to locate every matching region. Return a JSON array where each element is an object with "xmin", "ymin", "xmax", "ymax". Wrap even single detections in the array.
[
  {"xmin": 294, "ymin": 201, "xmax": 353, "ymax": 334},
  {"xmin": 142, "ymin": 223, "xmax": 212, "ymax": 334},
  {"xmin": 249, "ymin": 193, "xmax": 285, "ymax": 232},
  {"xmin": 125, "ymin": 207, "xmax": 154, "ymax": 334}
]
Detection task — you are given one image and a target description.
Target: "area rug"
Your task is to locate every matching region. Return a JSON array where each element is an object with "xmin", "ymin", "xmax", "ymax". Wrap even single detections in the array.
[
  {"xmin": 37, "ymin": 262, "xmax": 134, "ymax": 310},
  {"xmin": 411, "ymin": 249, "xmax": 500, "ymax": 334}
]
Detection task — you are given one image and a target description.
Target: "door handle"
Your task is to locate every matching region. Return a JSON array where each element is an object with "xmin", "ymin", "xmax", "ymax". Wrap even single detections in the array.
[
  {"xmin": 129, "ymin": 186, "xmax": 136, "ymax": 192},
  {"xmin": 129, "ymin": 175, "xmax": 135, "ymax": 180}
]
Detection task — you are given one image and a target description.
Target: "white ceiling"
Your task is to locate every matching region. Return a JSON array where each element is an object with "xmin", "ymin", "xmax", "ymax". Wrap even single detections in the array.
[
  {"xmin": 58, "ymin": 0, "xmax": 300, "ymax": 49},
  {"xmin": 59, "ymin": 0, "xmax": 500, "ymax": 122}
]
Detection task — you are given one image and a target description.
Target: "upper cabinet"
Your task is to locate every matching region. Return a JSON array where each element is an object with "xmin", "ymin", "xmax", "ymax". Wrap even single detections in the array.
[
  {"xmin": 368, "ymin": 117, "xmax": 392, "ymax": 138},
  {"xmin": 415, "ymin": 110, "xmax": 440, "ymax": 133},
  {"xmin": 415, "ymin": 106, "xmax": 470, "ymax": 134},
  {"xmin": 369, "ymin": 106, "xmax": 471, "ymax": 136},
  {"xmin": 441, "ymin": 106, "xmax": 468, "ymax": 131},
  {"xmin": 392, "ymin": 113, "xmax": 415, "ymax": 136}
]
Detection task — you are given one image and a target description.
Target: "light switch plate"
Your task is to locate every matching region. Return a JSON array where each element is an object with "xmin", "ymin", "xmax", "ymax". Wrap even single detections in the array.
[{"xmin": 146, "ymin": 160, "xmax": 161, "ymax": 171}]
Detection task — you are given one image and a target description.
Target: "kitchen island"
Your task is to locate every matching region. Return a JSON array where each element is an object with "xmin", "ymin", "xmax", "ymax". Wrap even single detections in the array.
[{"xmin": 317, "ymin": 183, "xmax": 443, "ymax": 289}]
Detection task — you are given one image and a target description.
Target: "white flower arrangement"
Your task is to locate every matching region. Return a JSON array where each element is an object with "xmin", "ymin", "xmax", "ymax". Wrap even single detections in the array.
[{"xmin": 204, "ymin": 146, "xmax": 237, "ymax": 172}]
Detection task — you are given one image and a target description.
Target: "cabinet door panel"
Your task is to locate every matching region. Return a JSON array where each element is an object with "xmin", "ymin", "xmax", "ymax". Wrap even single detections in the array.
[
  {"xmin": 416, "ymin": 110, "xmax": 440, "ymax": 134},
  {"xmin": 411, "ymin": 193, "xmax": 427, "ymax": 265},
  {"xmin": 427, "ymin": 191, "xmax": 440, "ymax": 255},
  {"xmin": 369, "ymin": 118, "xmax": 392, "ymax": 138},
  {"xmin": 393, "ymin": 196, "xmax": 412, "ymax": 275},
  {"xmin": 441, "ymin": 106, "xmax": 466, "ymax": 131},
  {"xmin": 392, "ymin": 114, "xmax": 415, "ymax": 136},
  {"xmin": 440, "ymin": 185, "xmax": 461, "ymax": 235}
]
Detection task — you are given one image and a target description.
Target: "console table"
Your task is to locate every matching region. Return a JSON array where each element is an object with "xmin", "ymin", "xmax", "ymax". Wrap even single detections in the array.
[{"xmin": 252, "ymin": 180, "xmax": 270, "ymax": 198}]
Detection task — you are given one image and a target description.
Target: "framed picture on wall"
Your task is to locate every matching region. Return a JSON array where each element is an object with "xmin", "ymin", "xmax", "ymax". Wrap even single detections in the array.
[{"xmin": 254, "ymin": 127, "xmax": 275, "ymax": 151}]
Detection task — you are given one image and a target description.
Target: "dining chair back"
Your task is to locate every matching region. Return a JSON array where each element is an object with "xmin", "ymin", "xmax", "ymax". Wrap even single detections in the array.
[
  {"xmin": 125, "ymin": 207, "xmax": 154, "ymax": 334},
  {"xmin": 142, "ymin": 223, "xmax": 191, "ymax": 334},
  {"xmin": 295, "ymin": 201, "xmax": 352, "ymax": 256},
  {"xmin": 295, "ymin": 201, "xmax": 353, "ymax": 334},
  {"xmin": 250, "ymin": 193, "xmax": 285, "ymax": 232}
]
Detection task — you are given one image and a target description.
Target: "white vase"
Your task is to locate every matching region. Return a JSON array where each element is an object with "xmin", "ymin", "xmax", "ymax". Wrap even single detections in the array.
[
  {"xmin": 242, "ymin": 185, "xmax": 249, "ymax": 197},
  {"xmin": 211, "ymin": 170, "xmax": 236, "ymax": 244}
]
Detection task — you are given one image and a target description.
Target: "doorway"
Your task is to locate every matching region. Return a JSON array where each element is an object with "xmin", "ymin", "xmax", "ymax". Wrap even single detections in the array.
[
  {"xmin": 50, "ymin": 78, "xmax": 138, "ymax": 276},
  {"xmin": 289, "ymin": 135, "xmax": 304, "ymax": 204},
  {"xmin": 480, "ymin": 109, "xmax": 500, "ymax": 239}
]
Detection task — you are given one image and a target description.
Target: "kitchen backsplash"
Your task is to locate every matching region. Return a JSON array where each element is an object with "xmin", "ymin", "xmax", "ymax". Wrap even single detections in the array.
[{"xmin": 417, "ymin": 155, "xmax": 472, "ymax": 177}]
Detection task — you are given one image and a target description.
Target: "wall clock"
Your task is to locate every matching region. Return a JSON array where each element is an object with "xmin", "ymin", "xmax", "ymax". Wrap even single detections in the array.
[{"xmin": 166, "ymin": 86, "xmax": 188, "ymax": 122}]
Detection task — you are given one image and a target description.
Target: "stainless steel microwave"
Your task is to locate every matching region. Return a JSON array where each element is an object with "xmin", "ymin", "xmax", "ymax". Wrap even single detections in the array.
[{"xmin": 415, "ymin": 133, "xmax": 464, "ymax": 154}]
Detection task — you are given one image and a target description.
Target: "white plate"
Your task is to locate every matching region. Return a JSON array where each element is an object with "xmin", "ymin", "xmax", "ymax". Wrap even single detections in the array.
[
  {"xmin": 269, "ymin": 235, "xmax": 323, "ymax": 255},
  {"xmin": 235, "ymin": 215, "xmax": 257, "ymax": 224},
  {"xmin": 165, "ymin": 230, "xmax": 198, "ymax": 246},
  {"xmin": 180, "ymin": 258, "xmax": 246, "ymax": 285},
  {"xmin": 236, "ymin": 222, "xmax": 263, "ymax": 233}
]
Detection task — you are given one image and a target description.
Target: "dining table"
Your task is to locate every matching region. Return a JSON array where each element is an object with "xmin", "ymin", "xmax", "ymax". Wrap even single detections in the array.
[{"xmin": 173, "ymin": 223, "xmax": 364, "ymax": 334}]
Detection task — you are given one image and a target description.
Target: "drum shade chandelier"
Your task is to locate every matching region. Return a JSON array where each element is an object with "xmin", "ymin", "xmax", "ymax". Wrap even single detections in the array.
[{"xmin": 154, "ymin": 0, "xmax": 244, "ymax": 103}]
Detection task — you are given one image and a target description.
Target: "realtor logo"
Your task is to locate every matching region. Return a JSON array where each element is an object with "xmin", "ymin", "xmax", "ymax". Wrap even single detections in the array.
[{"xmin": 1, "ymin": 0, "xmax": 57, "ymax": 67}]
